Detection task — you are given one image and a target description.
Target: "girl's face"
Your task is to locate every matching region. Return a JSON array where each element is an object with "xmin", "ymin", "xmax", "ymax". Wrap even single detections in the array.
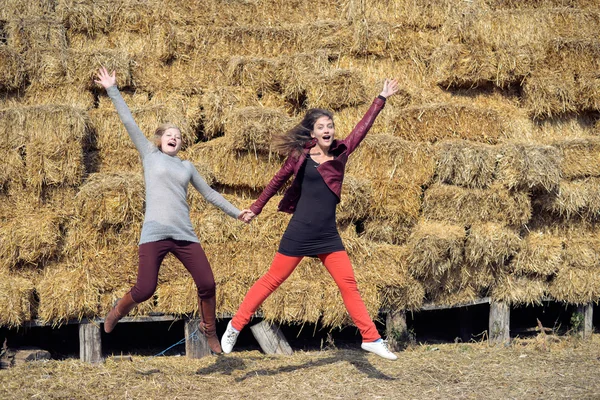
[
  {"xmin": 160, "ymin": 128, "xmax": 182, "ymax": 156},
  {"xmin": 311, "ymin": 116, "xmax": 335, "ymax": 150}
]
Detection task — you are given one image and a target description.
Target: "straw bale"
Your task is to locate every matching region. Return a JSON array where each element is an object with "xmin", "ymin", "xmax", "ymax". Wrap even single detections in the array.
[
  {"xmin": 531, "ymin": 114, "xmax": 598, "ymax": 142},
  {"xmin": 157, "ymin": 0, "xmax": 340, "ymax": 25},
  {"xmin": 548, "ymin": 267, "xmax": 600, "ymax": 304},
  {"xmin": 510, "ymin": 231, "xmax": 563, "ymax": 276},
  {"xmin": 538, "ymin": 178, "xmax": 600, "ymax": 221},
  {"xmin": 155, "ymin": 277, "xmax": 198, "ymax": 316},
  {"xmin": 379, "ymin": 277, "xmax": 425, "ymax": 311},
  {"xmin": 562, "ymin": 236, "xmax": 600, "ymax": 270},
  {"xmin": 555, "ymin": 138, "xmax": 600, "ymax": 180},
  {"xmin": 337, "ymin": 176, "xmax": 372, "ymax": 223},
  {"xmin": 23, "ymin": 49, "xmax": 68, "ymax": 89},
  {"xmin": 0, "ymin": 0, "xmax": 54, "ymax": 19},
  {"xmin": 0, "ymin": 272, "xmax": 35, "ymax": 327},
  {"xmin": 486, "ymin": 0, "xmax": 599, "ymax": 8},
  {"xmin": 491, "ymin": 275, "xmax": 547, "ymax": 305},
  {"xmin": 361, "ymin": 218, "xmax": 413, "ymax": 245},
  {"xmin": 523, "ymin": 70, "xmax": 600, "ymax": 119},
  {"xmin": 4, "ymin": 17, "xmax": 67, "ymax": 52},
  {"xmin": 348, "ymin": 135, "xmax": 435, "ymax": 185},
  {"xmin": 19, "ymin": 84, "xmax": 95, "ymax": 109},
  {"xmin": 305, "ymin": 69, "xmax": 367, "ymax": 110},
  {"xmin": 165, "ymin": 22, "xmax": 350, "ymax": 59},
  {"xmin": 98, "ymin": 288, "xmax": 155, "ymax": 316},
  {"xmin": 224, "ymin": 107, "xmax": 294, "ymax": 153},
  {"xmin": 185, "ymin": 138, "xmax": 285, "ymax": 189},
  {"xmin": 200, "ymin": 85, "xmax": 282, "ymax": 139},
  {"xmin": 0, "ymin": 204, "xmax": 66, "ymax": 271},
  {"xmin": 430, "ymin": 43, "xmax": 537, "ymax": 89},
  {"xmin": 56, "ymin": 0, "xmax": 157, "ymax": 36},
  {"xmin": 369, "ymin": 178, "xmax": 423, "ymax": 225},
  {"xmin": 429, "ymin": 286, "xmax": 479, "ymax": 308},
  {"xmin": 276, "ymin": 51, "xmax": 333, "ymax": 106},
  {"xmin": 94, "ymin": 148, "xmax": 144, "ymax": 174},
  {"xmin": 75, "ymin": 172, "xmax": 145, "ymax": 229},
  {"xmin": 26, "ymin": 48, "xmax": 133, "ymax": 89},
  {"xmin": 342, "ymin": 0, "xmax": 463, "ymax": 28},
  {"xmin": 390, "ymin": 102, "xmax": 510, "ymax": 144},
  {"xmin": 407, "ymin": 220, "xmax": 465, "ymax": 280},
  {"xmin": 0, "ymin": 47, "xmax": 26, "ymax": 90},
  {"xmin": 226, "ymin": 56, "xmax": 278, "ymax": 93},
  {"xmin": 465, "ymin": 223, "xmax": 521, "ymax": 268},
  {"xmin": 423, "ymin": 183, "xmax": 532, "ymax": 226},
  {"xmin": 435, "ymin": 140, "xmax": 498, "ymax": 189},
  {"xmin": 131, "ymin": 56, "xmax": 227, "ymax": 94},
  {"xmin": 91, "ymin": 91, "xmax": 199, "ymax": 151},
  {"xmin": 496, "ymin": 143, "xmax": 561, "ymax": 192},
  {"xmin": 0, "ymin": 149, "xmax": 25, "ymax": 193},
  {"xmin": 36, "ymin": 263, "xmax": 101, "ymax": 325}
]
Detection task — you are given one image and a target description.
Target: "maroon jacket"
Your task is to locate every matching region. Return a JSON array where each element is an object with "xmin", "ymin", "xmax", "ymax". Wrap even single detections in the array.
[{"xmin": 249, "ymin": 96, "xmax": 386, "ymax": 215}]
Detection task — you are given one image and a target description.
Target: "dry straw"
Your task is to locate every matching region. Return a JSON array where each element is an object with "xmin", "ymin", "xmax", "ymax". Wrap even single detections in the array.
[
  {"xmin": 496, "ymin": 143, "xmax": 562, "ymax": 192},
  {"xmin": 509, "ymin": 231, "xmax": 563, "ymax": 276},
  {"xmin": 224, "ymin": 107, "xmax": 295, "ymax": 153},
  {"xmin": 435, "ymin": 140, "xmax": 498, "ymax": 189},
  {"xmin": 226, "ymin": 56, "xmax": 278, "ymax": 93},
  {"xmin": 337, "ymin": 176, "xmax": 373, "ymax": 223},
  {"xmin": 0, "ymin": 47, "xmax": 26, "ymax": 90},
  {"xmin": 554, "ymin": 137, "xmax": 600, "ymax": 180},
  {"xmin": 0, "ymin": 272, "xmax": 35, "ymax": 327},
  {"xmin": 549, "ymin": 267, "xmax": 600, "ymax": 304},
  {"xmin": 361, "ymin": 218, "xmax": 414, "ymax": 245},
  {"xmin": 390, "ymin": 103, "xmax": 510, "ymax": 143},
  {"xmin": 465, "ymin": 223, "xmax": 521, "ymax": 268},
  {"xmin": 36, "ymin": 263, "xmax": 101, "ymax": 326},
  {"xmin": 4, "ymin": 17, "xmax": 67, "ymax": 51},
  {"xmin": 491, "ymin": 275, "xmax": 547, "ymax": 305},
  {"xmin": 423, "ymin": 183, "xmax": 532, "ymax": 226},
  {"xmin": 305, "ymin": 68, "xmax": 367, "ymax": 110},
  {"xmin": 538, "ymin": 178, "xmax": 600, "ymax": 221},
  {"xmin": 0, "ymin": 0, "xmax": 54, "ymax": 19},
  {"xmin": 562, "ymin": 236, "xmax": 600, "ymax": 270},
  {"xmin": 185, "ymin": 138, "xmax": 285, "ymax": 189},
  {"xmin": 75, "ymin": 172, "xmax": 145, "ymax": 230},
  {"xmin": 0, "ymin": 149, "xmax": 25, "ymax": 193},
  {"xmin": 407, "ymin": 220, "xmax": 465, "ymax": 280}
]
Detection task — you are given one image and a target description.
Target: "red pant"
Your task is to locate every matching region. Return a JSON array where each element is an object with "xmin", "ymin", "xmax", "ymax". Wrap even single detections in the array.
[
  {"xmin": 131, "ymin": 239, "xmax": 215, "ymax": 303},
  {"xmin": 231, "ymin": 251, "xmax": 380, "ymax": 342}
]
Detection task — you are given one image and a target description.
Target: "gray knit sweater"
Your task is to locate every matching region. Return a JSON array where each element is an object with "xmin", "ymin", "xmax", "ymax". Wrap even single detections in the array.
[{"xmin": 107, "ymin": 85, "xmax": 241, "ymax": 245}]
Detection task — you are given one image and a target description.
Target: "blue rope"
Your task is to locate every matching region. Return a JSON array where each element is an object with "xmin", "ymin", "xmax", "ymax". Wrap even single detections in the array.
[{"xmin": 148, "ymin": 327, "xmax": 199, "ymax": 359}]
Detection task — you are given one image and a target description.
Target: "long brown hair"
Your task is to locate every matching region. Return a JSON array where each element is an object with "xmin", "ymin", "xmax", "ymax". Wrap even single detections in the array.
[{"xmin": 273, "ymin": 108, "xmax": 334, "ymax": 157}]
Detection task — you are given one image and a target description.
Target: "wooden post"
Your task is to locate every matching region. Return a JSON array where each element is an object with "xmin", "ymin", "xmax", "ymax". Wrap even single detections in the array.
[
  {"xmin": 79, "ymin": 322, "xmax": 102, "ymax": 363},
  {"xmin": 488, "ymin": 301, "xmax": 510, "ymax": 345},
  {"xmin": 185, "ymin": 319, "xmax": 211, "ymax": 358},
  {"xmin": 385, "ymin": 310, "xmax": 408, "ymax": 351},
  {"xmin": 576, "ymin": 303, "xmax": 594, "ymax": 339},
  {"xmin": 250, "ymin": 321, "xmax": 293, "ymax": 355}
]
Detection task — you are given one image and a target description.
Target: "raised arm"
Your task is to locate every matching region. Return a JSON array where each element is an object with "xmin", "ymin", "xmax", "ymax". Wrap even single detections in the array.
[
  {"xmin": 95, "ymin": 67, "xmax": 155, "ymax": 157},
  {"xmin": 188, "ymin": 164, "xmax": 244, "ymax": 221},
  {"xmin": 343, "ymin": 78, "xmax": 399, "ymax": 155}
]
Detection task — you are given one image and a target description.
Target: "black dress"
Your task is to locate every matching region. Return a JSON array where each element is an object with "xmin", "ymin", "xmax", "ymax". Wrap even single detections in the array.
[{"xmin": 278, "ymin": 156, "xmax": 344, "ymax": 257}]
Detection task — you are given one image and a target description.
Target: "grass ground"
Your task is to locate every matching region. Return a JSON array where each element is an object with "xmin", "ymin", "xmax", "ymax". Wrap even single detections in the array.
[{"xmin": 0, "ymin": 334, "xmax": 599, "ymax": 399}]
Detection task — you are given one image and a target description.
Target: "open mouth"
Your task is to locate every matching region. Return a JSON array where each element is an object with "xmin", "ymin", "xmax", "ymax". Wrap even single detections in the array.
[
  {"xmin": 168, "ymin": 141, "xmax": 177, "ymax": 147},
  {"xmin": 322, "ymin": 135, "xmax": 331, "ymax": 141}
]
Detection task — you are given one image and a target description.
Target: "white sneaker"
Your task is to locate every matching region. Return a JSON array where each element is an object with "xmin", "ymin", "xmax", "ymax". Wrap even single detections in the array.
[
  {"xmin": 221, "ymin": 320, "xmax": 240, "ymax": 354},
  {"xmin": 361, "ymin": 339, "xmax": 398, "ymax": 360}
]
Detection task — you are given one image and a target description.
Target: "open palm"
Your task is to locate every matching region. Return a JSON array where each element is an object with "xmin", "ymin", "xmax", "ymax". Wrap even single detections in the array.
[{"xmin": 95, "ymin": 67, "xmax": 116, "ymax": 89}]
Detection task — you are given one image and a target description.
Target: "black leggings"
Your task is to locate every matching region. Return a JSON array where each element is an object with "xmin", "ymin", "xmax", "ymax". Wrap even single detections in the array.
[{"xmin": 131, "ymin": 239, "xmax": 215, "ymax": 303}]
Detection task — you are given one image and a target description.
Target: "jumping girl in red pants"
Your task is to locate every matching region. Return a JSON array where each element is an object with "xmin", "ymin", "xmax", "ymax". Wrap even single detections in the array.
[{"xmin": 221, "ymin": 78, "xmax": 400, "ymax": 360}]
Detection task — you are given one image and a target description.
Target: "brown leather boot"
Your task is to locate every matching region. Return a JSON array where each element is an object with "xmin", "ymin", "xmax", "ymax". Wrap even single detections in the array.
[
  {"xmin": 104, "ymin": 292, "xmax": 137, "ymax": 333},
  {"xmin": 198, "ymin": 296, "xmax": 222, "ymax": 354}
]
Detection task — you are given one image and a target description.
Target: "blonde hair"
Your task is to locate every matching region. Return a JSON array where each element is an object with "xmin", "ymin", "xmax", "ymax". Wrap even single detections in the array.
[{"xmin": 154, "ymin": 123, "xmax": 181, "ymax": 150}]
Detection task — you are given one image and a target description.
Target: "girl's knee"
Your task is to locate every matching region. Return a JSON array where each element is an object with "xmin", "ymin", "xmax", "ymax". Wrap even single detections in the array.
[{"xmin": 131, "ymin": 285, "xmax": 156, "ymax": 303}]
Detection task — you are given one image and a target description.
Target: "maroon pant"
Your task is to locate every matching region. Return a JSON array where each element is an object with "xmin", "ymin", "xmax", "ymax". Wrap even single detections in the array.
[{"xmin": 130, "ymin": 239, "xmax": 216, "ymax": 303}]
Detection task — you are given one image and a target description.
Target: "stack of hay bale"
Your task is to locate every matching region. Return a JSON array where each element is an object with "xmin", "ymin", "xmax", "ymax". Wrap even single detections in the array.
[{"xmin": 0, "ymin": 0, "xmax": 598, "ymax": 330}]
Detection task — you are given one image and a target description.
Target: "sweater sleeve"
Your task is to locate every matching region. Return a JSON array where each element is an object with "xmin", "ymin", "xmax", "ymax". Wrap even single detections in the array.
[
  {"xmin": 188, "ymin": 163, "xmax": 241, "ymax": 219},
  {"xmin": 106, "ymin": 85, "xmax": 156, "ymax": 158}
]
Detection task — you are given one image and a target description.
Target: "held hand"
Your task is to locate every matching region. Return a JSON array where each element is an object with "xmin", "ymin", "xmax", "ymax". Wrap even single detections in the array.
[
  {"xmin": 238, "ymin": 209, "xmax": 256, "ymax": 224},
  {"xmin": 94, "ymin": 66, "xmax": 117, "ymax": 89},
  {"xmin": 379, "ymin": 78, "xmax": 399, "ymax": 99}
]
